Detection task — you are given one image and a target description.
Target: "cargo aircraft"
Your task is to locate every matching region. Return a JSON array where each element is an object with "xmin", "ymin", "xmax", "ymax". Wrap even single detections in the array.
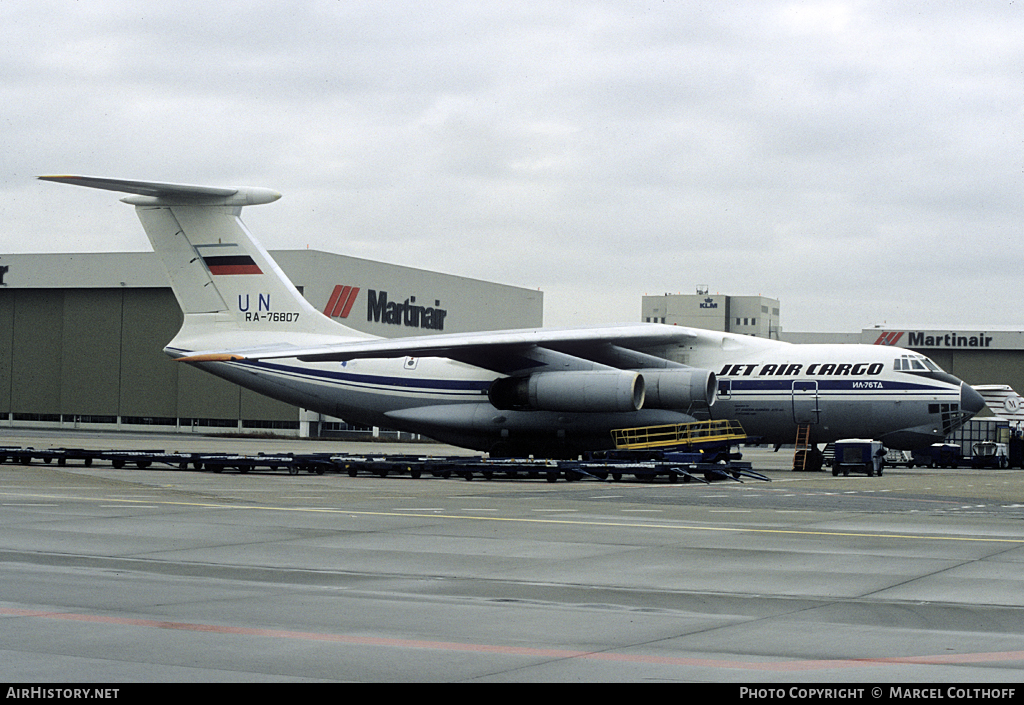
[{"xmin": 40, "ymin": 176, "xmax": 985, "ymax": 458}]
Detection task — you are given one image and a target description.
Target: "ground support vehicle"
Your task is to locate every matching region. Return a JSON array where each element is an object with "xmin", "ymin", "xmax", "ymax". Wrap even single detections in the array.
[
  {"xmin": 971, "ymin": 442, "xmax": 1010, "ymax": 468},
  {"xmin": 911, "ymin": 443, "xmax": 963, "ymax": 468},
  {"xmin": 832, "ymin": 439, "xmax": 886, "ymax": 476},
  {"xmin": 884, "ymin": 448, "xmax": 913, "ymax": 467},
  {"xmin": 946, "ymin": 418, "xmax": 1010, "ymax": 465}
]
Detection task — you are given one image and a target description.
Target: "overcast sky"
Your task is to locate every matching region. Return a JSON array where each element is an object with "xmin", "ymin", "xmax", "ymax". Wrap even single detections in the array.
[{"xmin": 3, "ymin": 1, "xmax": 1022, "ymax": 332}]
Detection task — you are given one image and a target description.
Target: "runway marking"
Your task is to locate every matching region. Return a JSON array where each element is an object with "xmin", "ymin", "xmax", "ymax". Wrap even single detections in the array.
[
  {"xmin": 100, "ymin": 505, "xmax": 159, "ymax": 509},
  {"xmin": 2, "ymin": 490, "xmax": 1023, "ymax": 544},
  {"xmin": 2, "ymin": 606, "xmax": 1022, "ymax": 672}
]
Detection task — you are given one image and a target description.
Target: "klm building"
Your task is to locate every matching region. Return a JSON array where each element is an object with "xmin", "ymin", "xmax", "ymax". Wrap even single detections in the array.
[{"xmin": 642, "ymin": 290, "xmax": 781, "ymax": 339}]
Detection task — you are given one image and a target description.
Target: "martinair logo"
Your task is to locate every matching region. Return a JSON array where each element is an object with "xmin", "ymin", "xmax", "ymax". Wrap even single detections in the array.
[
  {"xmin": 874, "ymin": 331, "xmax": 904, "ymax": 346},
  {"xmin": 875, "ymin": 330, "xmax": 994, "ymax": 348},
  {"xmin": 324, "ymin": 285, "xmax": 360, "ymax": 318},
  {"xmin": 324, "ymin": 285, "xmax": 448, "ymax": 330},
  {"xmin": 1005, "ymin": 396, "xmax": 1022, "ymax": 414}
]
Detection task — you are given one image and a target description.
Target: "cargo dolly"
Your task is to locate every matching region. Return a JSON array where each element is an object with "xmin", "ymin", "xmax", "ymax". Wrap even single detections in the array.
[
  {"xmin": 0, "ymin": 419, "xmax": 768, "ymax": 483},
  {"xmin": 0, "ymin": 446, "xmax": 334, "ymax": 475},
  {"xmin": 333, "ymin": 419, "xmax": 768, "ymax": 483}
]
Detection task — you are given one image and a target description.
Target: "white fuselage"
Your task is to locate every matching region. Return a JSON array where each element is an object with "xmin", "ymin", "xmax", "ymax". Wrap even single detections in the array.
[
  {"xmin": 693, "ymin": 343, "xmax": 972, "ymax": 450},
  {"xmin": 176, "ymin": 337, "xmax": 976, "ymax": 456}
]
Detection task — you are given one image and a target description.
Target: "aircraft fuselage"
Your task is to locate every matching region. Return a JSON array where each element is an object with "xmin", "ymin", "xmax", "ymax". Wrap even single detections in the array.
[
  {"xmin": 183, "ymin": 338, "xmax": 977, "ymax": 456},
  {"xmin": 693, "ymin": 343, "xmax": 974, "ymax": 450}
]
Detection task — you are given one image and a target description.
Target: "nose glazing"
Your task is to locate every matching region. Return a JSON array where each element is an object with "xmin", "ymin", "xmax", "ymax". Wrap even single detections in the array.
[{"xmin": 960, "ymin": 383, "xmax": 986, "ymax": 416}]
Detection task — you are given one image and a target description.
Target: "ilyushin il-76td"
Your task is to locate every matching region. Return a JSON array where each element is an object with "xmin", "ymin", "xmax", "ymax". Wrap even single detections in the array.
[{"xmin": 40, "ymin": 176, "xmax": 984, "ymax": 459}]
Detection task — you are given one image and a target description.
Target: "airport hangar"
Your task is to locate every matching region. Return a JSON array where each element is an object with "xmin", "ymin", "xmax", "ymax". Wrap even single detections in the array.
[
  {"xmin": 1, "ymin": 262, "xmax": 1018, "ymax": 439},
  {"xmin": 0, "ymin": 250, "xmax": 541, "ymax": 438}
]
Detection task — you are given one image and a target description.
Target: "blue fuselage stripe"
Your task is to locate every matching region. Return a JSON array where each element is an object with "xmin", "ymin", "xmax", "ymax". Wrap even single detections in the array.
[
  {"xmin": 171, "ymin": 352, "xmax": 491, "ymax": 396},
  {"xmin": 724, "ymin": 379, "xmax": 952, "ymax": 393},
  {"xmin": 250, "ymin": 360, "xmax": 490, "ymax": 392}
]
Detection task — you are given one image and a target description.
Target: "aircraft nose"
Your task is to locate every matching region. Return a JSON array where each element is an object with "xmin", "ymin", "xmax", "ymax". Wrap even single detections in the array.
[{"xmin": 961, "ymin": 383, "xmax": 986, "ymax": 416}]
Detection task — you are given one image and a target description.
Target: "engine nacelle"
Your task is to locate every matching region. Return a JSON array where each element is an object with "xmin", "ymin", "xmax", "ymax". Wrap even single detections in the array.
[
  {"xmin": 641, "ymin": 368, "xmax": 717, "ymax": 409},
  {"xmin": 488, "ymin": 371, "xmax": 645, "ymax": 413}
]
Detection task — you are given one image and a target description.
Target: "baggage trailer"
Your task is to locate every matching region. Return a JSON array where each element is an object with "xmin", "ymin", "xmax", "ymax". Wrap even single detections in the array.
[
  {"xmin": 911, "ymin": 443, "xmax": 963, "ymax": 468},
  {"xmin": 831, "ymin": 439, "xmax": 886, "ymax": 476}
]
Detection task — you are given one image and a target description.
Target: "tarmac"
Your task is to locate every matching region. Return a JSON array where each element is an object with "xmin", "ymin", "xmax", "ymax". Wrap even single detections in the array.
[{"xmin": 1, "ymin": 428, "xmax": 1023, "ymax": 683}]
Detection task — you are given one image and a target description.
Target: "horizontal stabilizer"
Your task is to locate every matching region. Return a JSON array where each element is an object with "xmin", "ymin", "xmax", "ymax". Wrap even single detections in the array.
[{"xmin": 38, "ymin": 175, "xmax": 281, "ymax": 207}]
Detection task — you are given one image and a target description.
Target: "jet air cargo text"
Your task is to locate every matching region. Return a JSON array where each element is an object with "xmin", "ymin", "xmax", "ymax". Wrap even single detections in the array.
[
  {"xmin": 367, "ymin": 290, "xmax": 447, "ymax": 330},
  {"xmin": 719, "ymin": 363, "xmax": 884, "ymax": 377}
]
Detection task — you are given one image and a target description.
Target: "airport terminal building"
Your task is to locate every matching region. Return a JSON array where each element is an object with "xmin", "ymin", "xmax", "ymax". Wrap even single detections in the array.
[{"xmin": 0, "ymin": 251, "xmax": 542, "ymax": 437}]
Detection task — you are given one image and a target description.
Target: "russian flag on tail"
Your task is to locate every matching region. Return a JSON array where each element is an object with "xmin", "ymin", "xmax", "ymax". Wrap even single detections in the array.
[{"xmin": 202, "ymin": 255, "xmax": 263, "ymax": 275}]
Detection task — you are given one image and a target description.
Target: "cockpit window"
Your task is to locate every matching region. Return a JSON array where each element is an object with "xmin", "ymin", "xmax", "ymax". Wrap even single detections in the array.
[{"xmin": 894, "ymin": 354, "xmax": 945, "ymax": 373}]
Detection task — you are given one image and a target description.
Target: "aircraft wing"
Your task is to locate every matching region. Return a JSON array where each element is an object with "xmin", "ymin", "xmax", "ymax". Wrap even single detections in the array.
[{"xmin": 175, "ymin": 322, "xmax": 714, "ymax": 374}]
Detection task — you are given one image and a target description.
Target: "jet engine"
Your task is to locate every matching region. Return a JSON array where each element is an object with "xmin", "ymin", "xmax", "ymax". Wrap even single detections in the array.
[
  {"xmin": 488, "ymin": 370, "xmax": 645, "ymax": 413},
  {"xmin": 633, "ymin": 368, "xmax": 717, "ymax": 410}
]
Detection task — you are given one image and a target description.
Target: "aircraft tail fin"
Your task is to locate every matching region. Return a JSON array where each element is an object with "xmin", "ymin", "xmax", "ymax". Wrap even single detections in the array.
[
  {"xmin": 38, "ymin": 176, "xmax": 366, "ymax": 352},
  {"xmin": 972, "ymin": 384, "xmax": 1024, "ymax": 428}
]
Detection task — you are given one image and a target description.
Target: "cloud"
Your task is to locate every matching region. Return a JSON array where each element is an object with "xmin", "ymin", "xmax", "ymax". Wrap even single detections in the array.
[{"xmin": 3, "ymin": 1, "xmax": 1023, "ymax": 333}]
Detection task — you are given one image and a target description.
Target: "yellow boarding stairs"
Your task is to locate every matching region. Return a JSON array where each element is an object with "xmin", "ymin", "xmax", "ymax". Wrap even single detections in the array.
[{"xmin": 611, "ymin": 419, "xmax": 747, "ymax": 451}]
